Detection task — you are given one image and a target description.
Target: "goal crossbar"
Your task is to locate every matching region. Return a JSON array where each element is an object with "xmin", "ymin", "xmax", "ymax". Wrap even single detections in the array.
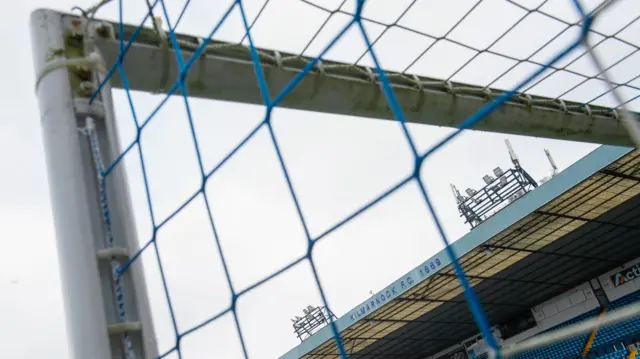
[{"xmin": 82, "ymin": 12, "xmax": 637, "ymax": 147}]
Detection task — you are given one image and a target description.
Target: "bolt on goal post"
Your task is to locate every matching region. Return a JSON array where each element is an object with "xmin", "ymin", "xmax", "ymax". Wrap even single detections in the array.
[{"xmin": 29, "ymin": 2, "xmax": 640, "ymax": 359}]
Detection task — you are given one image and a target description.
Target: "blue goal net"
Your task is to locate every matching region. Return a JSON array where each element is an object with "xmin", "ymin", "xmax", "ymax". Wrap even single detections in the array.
[{"xmin": 57, "ymin": 0, "xmax": 640, "ymax": 358}]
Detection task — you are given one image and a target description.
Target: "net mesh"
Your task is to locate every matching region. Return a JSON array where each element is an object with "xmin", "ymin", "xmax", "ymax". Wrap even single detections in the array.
[{"xmin": 73, "ymin": 0, "xmax": 640, "ymax": 358}]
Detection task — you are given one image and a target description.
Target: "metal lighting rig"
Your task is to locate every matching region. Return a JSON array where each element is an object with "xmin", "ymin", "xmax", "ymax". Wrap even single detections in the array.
[
  {"xmin": 451, "ymin": 140, "xmax": 559, "ymax": 229},
  {"xmin": 291, "ymin": 305, "xmax": 337, "ymax": 342}
]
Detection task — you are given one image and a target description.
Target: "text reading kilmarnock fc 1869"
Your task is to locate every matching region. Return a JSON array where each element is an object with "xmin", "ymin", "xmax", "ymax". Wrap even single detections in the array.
[{"xmin": 348, "ymin": 258, "xmax": 442, "ymax": 322}]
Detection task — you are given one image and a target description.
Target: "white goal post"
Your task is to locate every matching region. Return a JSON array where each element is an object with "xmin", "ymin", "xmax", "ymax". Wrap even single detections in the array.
[
  {"xmin": 30, "ymin": 9, "xmax": 158, "ymax": 359},
  {"xmin": 54, "ymin": 9, "xmax": 638, "ymax": 147}
]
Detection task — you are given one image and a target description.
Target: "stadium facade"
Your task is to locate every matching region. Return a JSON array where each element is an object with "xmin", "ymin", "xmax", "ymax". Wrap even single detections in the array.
[{"xmin": 280, "ymin": 146, "xmax": 640, "ymax": 359}]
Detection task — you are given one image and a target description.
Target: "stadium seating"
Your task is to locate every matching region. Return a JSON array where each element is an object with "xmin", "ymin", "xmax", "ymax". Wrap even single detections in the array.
[
  {"xmin": 510, "ymin": 291, "xmax": 640, "ymax": 359},
  {"xmin": 594, "ymin": 349, "xmax": 628, "ymax": 359},
  {"xmin": 591, "ymin": 292, "xmax": 640, "ymax": 348},
  {"xmin": 511, "ymin": 308, "xmax": 600, "ymax": 359}
]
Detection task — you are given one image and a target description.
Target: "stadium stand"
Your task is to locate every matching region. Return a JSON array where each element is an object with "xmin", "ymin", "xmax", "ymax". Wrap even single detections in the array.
[
  {"xmin": 593, "ymin": 293, "xmax": 640, "ymax": 346},
  {"xmin": 511, "ymin": 309, "xmax": 599, "ymax": 359},
  {"xmin": 514, "ymin": 290, "xmax": 640, "ymax": 359},
  {"xmin": 280, "ymin": 147, "xmax": 640, "ymax": 359}
]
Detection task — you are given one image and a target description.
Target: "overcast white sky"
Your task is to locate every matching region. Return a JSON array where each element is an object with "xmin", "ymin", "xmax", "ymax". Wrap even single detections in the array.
[{"xmin": 1, "ymin": 0, "xmax": 639, "ymax": 358}]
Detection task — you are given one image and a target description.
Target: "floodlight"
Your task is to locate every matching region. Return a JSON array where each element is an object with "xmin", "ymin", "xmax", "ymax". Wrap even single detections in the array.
[
  {"xmin": 455, "ymin": 139, "xmax": 542, "ymax": 229},
  {"xmin": 292, "ymin": 305, "xmax": 336, "ymax": 342},
  {"xmin": 483, "ymin": 175, "xmax": 495, "ymax": 185}
]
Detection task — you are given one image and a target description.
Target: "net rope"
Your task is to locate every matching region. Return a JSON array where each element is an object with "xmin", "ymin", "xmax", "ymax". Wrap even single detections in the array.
[
  {"xmin": 70, "ymin": 0, "xmax": 640, "ymax": 358},
  {"xmin": 82, "ymin": 117, "xmax": 136, "ymax": 359}
]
